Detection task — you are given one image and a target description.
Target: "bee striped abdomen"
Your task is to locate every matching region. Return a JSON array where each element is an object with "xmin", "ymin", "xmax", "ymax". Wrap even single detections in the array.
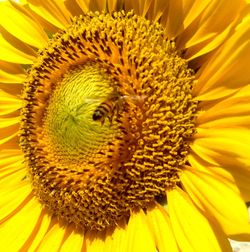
[{"xmin": 92, "ymin": 100, "xmax": 115, "ymax": 125}]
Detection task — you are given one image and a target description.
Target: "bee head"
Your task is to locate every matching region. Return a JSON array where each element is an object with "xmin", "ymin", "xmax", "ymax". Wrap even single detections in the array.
[{"xmin": 92, "ymin": 110, "xmax": 104, "ymax": 121}]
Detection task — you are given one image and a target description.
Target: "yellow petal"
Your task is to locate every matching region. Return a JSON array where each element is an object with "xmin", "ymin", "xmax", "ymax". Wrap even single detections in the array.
[
  {"xmin": 181, "ymin": 0, "xmax": 211, "ymax": 30},
  {"xmin": 0, "ymin": 167, "xmax": 27, "ymax": 189},
  {"xmin": 0, "ymin": 90, "xmax": 23, "ymax": 116},
  {"xmin": 63, "ymin": 0, "xmax": 83, "ymax": 17},
  {"xmin": 0, "ymin": 196, "xmax": 43, "ymax": 252},
  {"xmin": 192, "ymin": 128, "xmax": 250, "ymax": 173},
  {"xmin": 137, "ymin": 0, "xmax": 153, "ymax": 17},
  {"xmin": 124, "ymin": 0, "xmax": 151, "ymax": 16},
  {"xmin": 27, "ymin": 0, "xmax": 72, "ymax": 29},
  {"xmin": 0, "ymin": 118, "xmax": 20, "ymax": 148},
  {"xmin": 0, "ymin": 85, "xmax": 22, "ymax": 100},
  {"xmin": 188, "ymin": 152, "xmax": 250, "ymax": 203},
  {"xmin": 75, "ymin": 0, "xmax": 90, "ymax": 13},
  {"xmin": 60, "ymin": 226, "xmax": 84, "ymax": 252},
  {"xmin": 194, "ymin": 13, "xmax": 250, "ymax": 100},
  {"xmin": 96, "ymin": 210, "xmax": 156, "ymax": 252},
  {"xmin": 0, "ymin": 149, "xmax": 23, "ymax": 168},
  {"xmin": 124, "ymin": 0, "xmax": 139, "ymax": 14},
  {"xmin": 181, "ymin": 165, "xmax": 250, "ymax": 240},
  {"xmin": 103, "ymin": 222, "xmax": 127, "ymax": 252},
  {"xmin": 165, "ymin": 0, "xmax": 207, "ymax": 38},
  {"xmin": 84, "ymin": 230, "xmax": 105, "ymax": 252},
  {"xmin": 0, "ymin": 123, "xmax": 19, "ymax": 146},
  {"xmin": 0, "ymin": 183, "xmax": 32, "ymax": 221},
  {"xmin": 146, "ymin": 0, "xmax": 169, "ymax": 22},
  {"xmin": 178, "ymin": 0, "xmax": 245, "ymax": 49},
  {"xmin": 0, "ymin": 116, "xmax": 20, "ymax": 129},
  {"xmin": 19, "ymin": 210, "xmax": 52, "ymax": 252},
  {"xmin": 124, "ymin": 209, "xmax": 156, "ymax": 252},
  {"xmin": 0, "ymin": 29, "xmax": 35, "ymax": 64},
  {"xmin": 0, "ymin": 1, "xmax": 48, "ymax": 48},
  {"xmin": 0, "ymin": 162, "xmax": 21, "ymax": 175},
  {"xmin": 76, "ymin": 0, "xmax": 107, "ymax": 12},
  {"xmin": 168, "ymin": 187, "xmax": 232, "ymax": 252},
  {"xmin": 197, "ymin": 85, "xmax": 250, "ymax": 128},
  {"xmin": 185, "ymin": 22, "xmax": 234, "ymax": 61},
  {"xmin": 191, "ymin": 138, "xmax": 222, "ymax": 167},
  {"xmin": 0, "ymin": 61, "xmax": 26, "ymax": 83},
  {"xmin": 107, "ymin": 0, "xmax": 119, "ymax": 12},
  {"xmin": 230, "ymin": 169, "xmax": 250, "ymax": 202},
  {"xmin": 36, "ymin": 222, "xmax": 67, "ymax": 252},
  {"xmin": 0, "ymin": 149, "xmax": 26, "ymax": 187},
  {"xmin": 146, "ymin": 204, "xmax": 179, "ymax": 252},
  {"xmin": 0, "ymin": 152, "xmax": 26, "ymax": 186},
  {"xmin": 0, "ymin": 136, "xmax": 19, "ymax": 150},
  {"xmin": 107, "ymin": 0, "xmax": 123, "ymax": 13}
]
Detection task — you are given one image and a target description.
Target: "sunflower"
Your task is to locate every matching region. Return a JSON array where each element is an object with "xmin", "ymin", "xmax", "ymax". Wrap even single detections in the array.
[{"xmin": 0, "ymin": 0, "xmax": 250, "ymax": 251}]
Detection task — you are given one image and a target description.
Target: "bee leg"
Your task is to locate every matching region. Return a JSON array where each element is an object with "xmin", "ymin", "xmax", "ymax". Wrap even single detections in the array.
[
  {"xmin": 100, "ymin": 118, "xmax": 105, "ymax": 126},
  {"xmin": 108, "ymin": 115, "xmax": 113, "ymax": 125}
]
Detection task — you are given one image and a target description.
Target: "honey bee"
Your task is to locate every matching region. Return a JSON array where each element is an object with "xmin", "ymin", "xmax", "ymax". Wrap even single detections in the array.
[{"xmin": 92, "ymin": 91, "xmax": 124, "ymax": 125}]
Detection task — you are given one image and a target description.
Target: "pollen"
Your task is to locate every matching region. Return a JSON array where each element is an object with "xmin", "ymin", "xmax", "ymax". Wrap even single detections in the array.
[{"xmin": 20, "ymin": 11, "xmax": 198, "ymax": 231}]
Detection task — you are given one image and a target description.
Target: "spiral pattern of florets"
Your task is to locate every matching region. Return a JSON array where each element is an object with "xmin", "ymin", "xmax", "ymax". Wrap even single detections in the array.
[{"xmin": 20, "ymin": 11, "xmax": 198, "ymax": 231}]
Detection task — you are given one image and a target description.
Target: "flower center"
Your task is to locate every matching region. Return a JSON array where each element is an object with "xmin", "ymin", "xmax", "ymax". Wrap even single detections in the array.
[
  {"xmin": 43, "ymin": 63, "xmax": 120, "ymax": 167},
  {"xmin": 20, "ymin": 11, "xmax": 198, "ymax": 231}
]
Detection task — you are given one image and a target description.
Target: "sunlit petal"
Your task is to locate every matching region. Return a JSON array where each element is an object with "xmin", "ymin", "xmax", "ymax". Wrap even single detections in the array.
[
  {"xmin": 0, "ymin": 90, "xmax": 23, "ymax": 116},
  {"xmin": 0, "ymin": 1, "xmax": 48, "ymax": 48},
  {"xmin": 181, "ymin": 165, "xmax": 250, "ymax": 240},
  {"xmin": 146, "ymin": 204, "xmax": 179, "ymax": 252},
  {"xmin": 168, "ymin": 187, "xmax": 232, "ymax": 252},
  {"xmin": 124, "ymin": 210, "xmax": 156, "ymax": 252},
  {"xmin": 197, "ymin": 84, "xmax": 250, "ymax": 128},
  {"xmin": 0, "ymin": 196, "xmax": 43, "ymax": 251},
  {"xmin": 0, "ymin": 29, "xmax": 35, "ymax": 64},
  {"xmin": 27, "ymin": 0, "xmax": 72, "ymax": 29},
  {"xmin": 194, "ymin": 12, "xmax": 250, "ymax": 100},
  {"xmin": 0, "ymin": 61, "xmax": 26, "ymax": 84}
]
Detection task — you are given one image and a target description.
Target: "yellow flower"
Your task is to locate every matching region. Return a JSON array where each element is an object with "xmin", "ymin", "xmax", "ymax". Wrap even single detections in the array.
[{"xmin": 0, "ymin": 0, "xmax": 250, "ymax": 251}]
